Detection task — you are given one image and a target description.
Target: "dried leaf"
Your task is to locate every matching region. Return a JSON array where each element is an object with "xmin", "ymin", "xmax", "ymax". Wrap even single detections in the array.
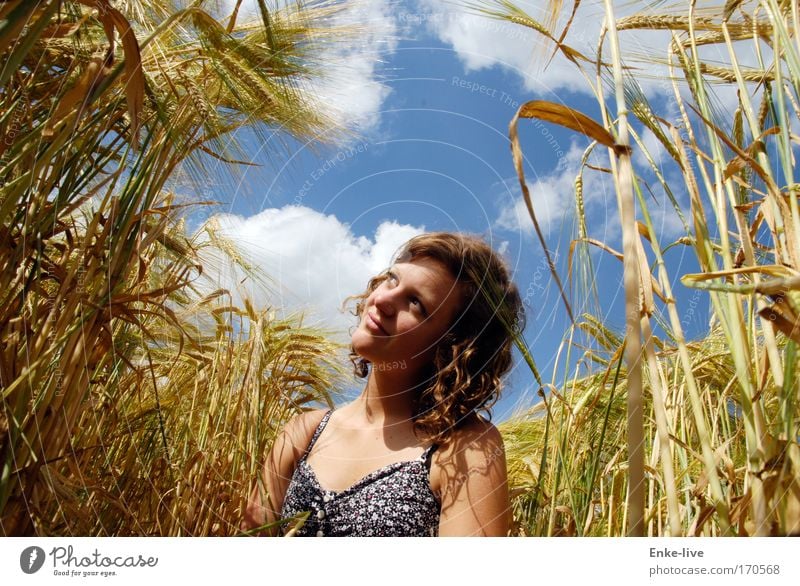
[
  {"xmin": 690, "ymin": 505, "xmax": 716, "ymax": 536},
  {"xmin": 516, "ymin": 100, "xmax": 627, "ymax": 154},
  {"xmin": 722, "ymin": 128, "xmax": 780, "ymax": 181},
  {"xmin": 43, "ymin": 55, "xmax": 110, "ymax": 139},
  {"xmin": 77, "ymin": 0, "xmax": 145, "ymax": 145},
  {"xmin": 41, "ymin": 19, "xmax": 86, "ymax": 39},
  {"xmin": 759, "ymin": 302, "xmax": 800, "ymax": 344},
  {"xmin": 107, "ymin": 7, "xmax": 144, "ymax": 144}
]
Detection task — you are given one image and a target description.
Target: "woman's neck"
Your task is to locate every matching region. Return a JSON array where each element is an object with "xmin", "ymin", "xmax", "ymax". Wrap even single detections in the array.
[{"xmin": 351, "ymin": 367, "xmax": 424, "ymax": 426}]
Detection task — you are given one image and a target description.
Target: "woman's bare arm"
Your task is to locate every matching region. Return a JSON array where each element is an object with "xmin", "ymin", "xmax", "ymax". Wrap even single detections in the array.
[
  {"xmin": 241, "ymin": 409, "xmax": 327, "ymax": 536},
  {"xmin": 436, "ymin": 417, "xmax": 511, "ymax": 537}
]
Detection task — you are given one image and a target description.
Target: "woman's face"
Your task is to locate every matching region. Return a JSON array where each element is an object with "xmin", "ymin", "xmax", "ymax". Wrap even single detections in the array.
[{"xmin": 351, "ymin": 256, "xmax": 464, "ymax": 374}]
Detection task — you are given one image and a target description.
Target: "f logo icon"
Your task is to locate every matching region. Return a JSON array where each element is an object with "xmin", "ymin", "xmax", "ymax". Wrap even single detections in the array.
[{"xmin": 20, "ymin": 546, "xmax": 46, "ymax": 574}]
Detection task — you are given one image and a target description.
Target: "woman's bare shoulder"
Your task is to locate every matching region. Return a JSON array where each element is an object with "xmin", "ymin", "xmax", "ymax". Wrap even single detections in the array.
[
  {"xmin": 280, "ymin": 408, "xmax": 330, "ymax": 452},
  {"xmin": 432, "ymin": 413, "xmax": 510, "ymax": 536},
  {"xmin": 438, "ymin": 413, "xmax": 504, "ymax": 455},
  {"xmin": 430, "ymin": 413, "xmax": 506, "ymax": 488},
  {"xmin": 288, "ymin": 407, "xmax": 329, "ymax": 428}
]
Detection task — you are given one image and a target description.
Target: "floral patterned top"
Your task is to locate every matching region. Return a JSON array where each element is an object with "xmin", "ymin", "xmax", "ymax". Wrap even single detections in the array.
[{"xmin": 280, "ymin": 409, "xmax": 441, "ymax": 537}]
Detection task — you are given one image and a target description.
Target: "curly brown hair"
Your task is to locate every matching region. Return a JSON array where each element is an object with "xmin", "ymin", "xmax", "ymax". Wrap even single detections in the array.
[{"xmin": 344, "ymin": 232, "xmax": 525, "ymax": 444}]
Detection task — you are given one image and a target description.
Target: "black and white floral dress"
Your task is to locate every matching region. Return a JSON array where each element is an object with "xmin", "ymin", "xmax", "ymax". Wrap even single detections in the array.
[{"xmin": 280, "ymin": 409, "xmax": 441, "ymax": 537}]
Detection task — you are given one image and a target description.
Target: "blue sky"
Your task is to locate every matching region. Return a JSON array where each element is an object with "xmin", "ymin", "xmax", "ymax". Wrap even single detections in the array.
[{"xmin": 180, "ymin": 0, "xmax": 714, "ymax": 421}]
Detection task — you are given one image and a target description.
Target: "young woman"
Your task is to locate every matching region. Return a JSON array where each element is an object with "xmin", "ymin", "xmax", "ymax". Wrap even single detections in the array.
[{"xmin": 242, "ymin": 232, "xmax": 524, "ymax": 536}]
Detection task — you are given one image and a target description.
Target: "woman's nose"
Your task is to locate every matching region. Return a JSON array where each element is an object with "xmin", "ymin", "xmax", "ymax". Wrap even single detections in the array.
[{"xmin": 373, "ymin": 287, "xmax": 397, "ymax": 316}]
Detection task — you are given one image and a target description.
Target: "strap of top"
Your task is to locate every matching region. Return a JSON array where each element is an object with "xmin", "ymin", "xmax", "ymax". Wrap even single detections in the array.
[
  {"xmin": 423, "ymin": 443, "xmax": 438, "ymax": 472},
  {"xmin": 300, "ymin": 409, "xmax": 333, "ymax": 461}
]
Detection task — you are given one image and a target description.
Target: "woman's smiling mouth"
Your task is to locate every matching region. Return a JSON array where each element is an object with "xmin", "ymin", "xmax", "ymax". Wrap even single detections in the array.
[{"xmin": 366, "ymin": 312, "xmax": 389, "ymax": 335}]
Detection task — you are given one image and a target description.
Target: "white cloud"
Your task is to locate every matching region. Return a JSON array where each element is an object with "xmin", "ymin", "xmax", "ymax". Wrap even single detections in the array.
[
  {"xmin": 412, "ymin": 0, "xmax": 682, "ymax": 97},
  {"xmin": 301, "ymin": 0, "xmax": 398, "ymax": 133},
  {"xmin": 494, "ymin": 143, "xmax": 603, "ymax": 236},
  {"xmin": 416, "ymin": 0, "xmax": 593, "ymax": 95},
  {"xmin": 417, "ymin": 0, "xmax": 775, "ymax": 107},
  {"xmin": 491, "ymin": 138, "xmax": 695, "ymax": 247},
  {"xmin": 217, "ymin": 0, "xmax": 398, "ymax": 133},
  {"xmin": 191, "ymin": 205, "xmax": 424, "ymax": 343},
  {"xmin": 494, "ymin": 179, "xmax": 572, "ymax": 235}
]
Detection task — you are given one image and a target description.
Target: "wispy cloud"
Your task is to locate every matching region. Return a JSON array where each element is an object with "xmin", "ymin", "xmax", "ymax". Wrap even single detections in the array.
[
  {"xmin": 303, "ymin": 0, "xmax": 398, "ymax": 133},
  {"xmin": 416, "ymin": 0, "xmax": 591, "ymax": 94},
  {"xmin": 495, "ymin": 133, "xmax": 690, "ymax": 249},
  {"xmin": 494, "ymin": 143, "xmax": 605, "ymax": 236}
]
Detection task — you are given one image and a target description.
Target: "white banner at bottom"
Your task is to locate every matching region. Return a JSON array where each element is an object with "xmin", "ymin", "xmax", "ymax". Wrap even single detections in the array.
[{"xmin": 2, "ymin": 537, "xmax": 797, "ymax": 585}]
